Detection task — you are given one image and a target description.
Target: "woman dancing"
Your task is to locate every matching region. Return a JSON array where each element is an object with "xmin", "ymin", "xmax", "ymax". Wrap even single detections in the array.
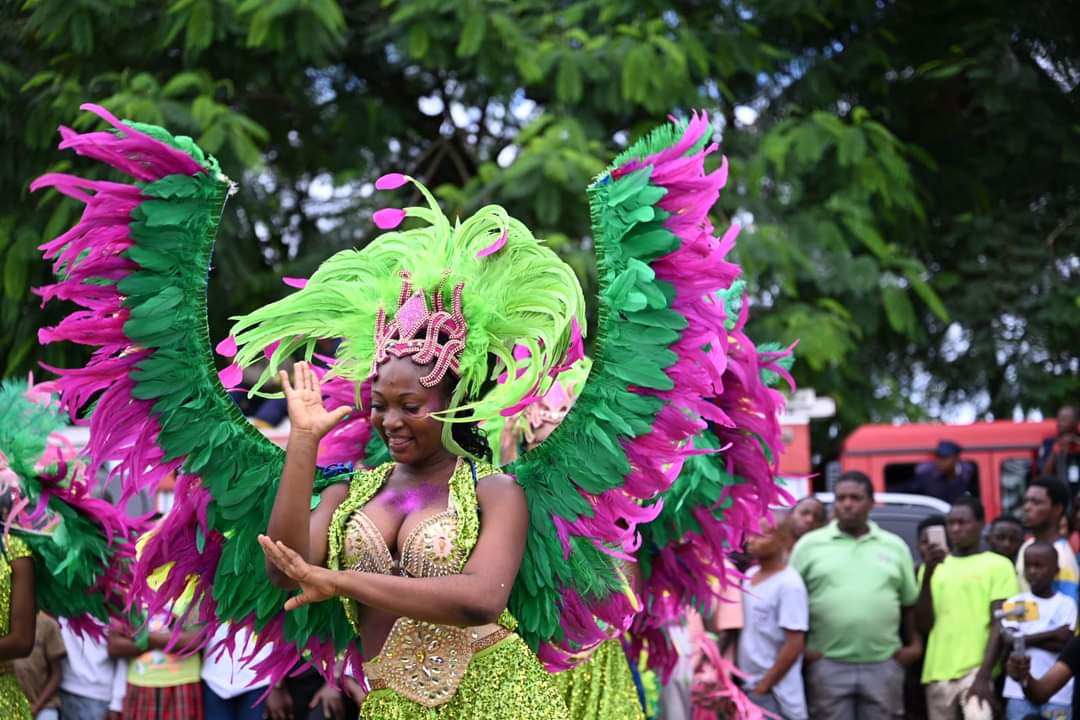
[{"xmin": 34, "ymin": 105, "xmax": 786, "ymax": 717}]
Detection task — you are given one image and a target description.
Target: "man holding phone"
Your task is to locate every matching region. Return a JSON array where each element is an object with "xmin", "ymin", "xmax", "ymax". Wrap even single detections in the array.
[{"xmin": 917, "ymin": 496, "xmax": 1019, "ymax": 719}]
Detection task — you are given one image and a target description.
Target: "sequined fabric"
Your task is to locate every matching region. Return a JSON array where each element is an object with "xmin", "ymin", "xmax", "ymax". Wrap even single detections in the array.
[
  {"xmin": 330, "ymin": 461, "xmax": 565, "ymax": 715},
  {"xmin": 328, "ymin": 461, "xmax": 489, "ymax": 634},
  {"xmin": 362, "ymin": 632, "xmax": 569, "ymax": 719},
  {"xmin": 551, "ymin": 639, "xmax": 644, "ymax": 720},
  {"xmin": 1, "ymin": 536, "xmax": 33, "ymax": 719}
]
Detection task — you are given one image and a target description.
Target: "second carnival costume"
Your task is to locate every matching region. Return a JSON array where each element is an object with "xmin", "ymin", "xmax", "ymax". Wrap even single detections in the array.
[{"xmin": 34, "ymin": 105, "xmax": 792, "ymax": 718}]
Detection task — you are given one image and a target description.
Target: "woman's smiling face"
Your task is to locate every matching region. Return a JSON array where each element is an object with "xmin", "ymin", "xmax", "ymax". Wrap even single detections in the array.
[{"xmin": 370, "ymin": 355, "xmax": 451, "ymax": 465}]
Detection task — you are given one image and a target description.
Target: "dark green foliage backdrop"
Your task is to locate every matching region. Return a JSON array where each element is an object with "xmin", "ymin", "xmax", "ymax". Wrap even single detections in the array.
[{"xmin": 3, "ymin": 0, "xmax": 1077, "ymax": 459}]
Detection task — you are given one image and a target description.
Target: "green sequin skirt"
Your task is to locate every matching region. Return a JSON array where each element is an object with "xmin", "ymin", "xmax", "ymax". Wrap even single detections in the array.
[
  {"xmin": 361, "ymin": 632, "xmax": 569, "ymax": 719},
  {"xmin": 0, "ymin": 672, "xmax": 31, "ymax": 720},
  {"xmin": 551, "ymin": 639, "xmax": 644, "ymax": 720}
]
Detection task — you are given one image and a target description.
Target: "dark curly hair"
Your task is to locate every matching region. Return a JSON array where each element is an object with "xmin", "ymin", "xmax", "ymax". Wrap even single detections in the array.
[{"xmin": 451, "ymin": 420, "xmax": 492, "ymax": 461}]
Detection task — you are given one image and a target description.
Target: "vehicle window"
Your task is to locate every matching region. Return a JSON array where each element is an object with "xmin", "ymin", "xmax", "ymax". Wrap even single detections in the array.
[
  {"xmin": 884, "ymin": 463, "xmax": 918, "ymax": 491},
  {"xmin": 884, "ymin": 460, "xmax": 980, "ymax": 497},
  {"xmin": 1000, "ymin": 458, "xmax": 1030, "ymax": 518}
]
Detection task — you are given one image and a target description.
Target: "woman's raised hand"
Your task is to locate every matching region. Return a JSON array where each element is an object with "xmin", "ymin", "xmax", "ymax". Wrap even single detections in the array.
[{"xmin": 281, "ymin": 361, "xmax": 350, "ymax": 439}]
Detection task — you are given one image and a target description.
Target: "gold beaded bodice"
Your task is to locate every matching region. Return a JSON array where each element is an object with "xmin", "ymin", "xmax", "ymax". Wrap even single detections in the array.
[
  {"xmin": 327, "ymin": 460, "xmax": 495, "ymax": 632},
  {"xmin": 327, "ymin": 460, "xmax": 520, "ymax": 709},
  {"xmin": 339, "ymin": 479, "xmax": 464, "ymax": 579}
]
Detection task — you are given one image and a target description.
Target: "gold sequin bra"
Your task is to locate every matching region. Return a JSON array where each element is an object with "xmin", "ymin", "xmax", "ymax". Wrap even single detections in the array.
[{"xmin": 341, "ymin": 469, "xmax": 510, "ymax": 708}]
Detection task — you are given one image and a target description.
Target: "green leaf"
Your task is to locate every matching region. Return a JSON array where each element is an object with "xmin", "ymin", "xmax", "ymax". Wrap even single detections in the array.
[
  {"xmin": 837, "ymin": 128, "xmax": 867, "ymax": 167},
  {"xmin": 621, "ymin": 44, "xmax": 653, "ymax": 103},
  {"xmin": 3, "ymin": 251, "xmax": 28, "ymax": 301},
  {"xmin": 908, "ymin": 275, "xmax": 950, "ymax": 321},
  {"xmin": 457, "ymin": 14, "xmax": 486, "ymax": 57},
  {"xmin": 555, "ymin": 54, "xmax": 583, "ymax": 103},
  {"xmin": 162, "ymin": 71, "xmax": 208, "ymax": 98},
  {"xmin": 881, "ymin": 285, "xmax": 916, "ymax": 335},
  {"xmin": 4, "ymin": 336, "xmax": 34, "ymax": 376},
  {"xmin": 185, "ymin": 1, "xmax": 214, "ymax": 52},
  {"xmin": 842, "ymin": 216, "xmax": 890, "ymax": 260},
  {"xmin": 536, "ymin": 182, "xmax": 561, "ymax": 226},
  {"xmin": 408, "ymin": 25, "xmax": 430, "ymax": 58},
  {"xmin": 21, "ymin": 71, "xmax": 57, "ymax": 92}
]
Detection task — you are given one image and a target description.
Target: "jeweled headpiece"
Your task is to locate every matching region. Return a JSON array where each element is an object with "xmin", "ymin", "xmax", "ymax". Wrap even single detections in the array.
[
  {"xmin": 373, "ymin": 272, "xmax": 467, "ymax": 387},
  {"xmin": 228, "ymin": 173, "xmax": 586, "ymax": 457}
]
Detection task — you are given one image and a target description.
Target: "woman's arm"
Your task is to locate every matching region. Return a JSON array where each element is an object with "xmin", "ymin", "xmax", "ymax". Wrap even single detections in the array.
[
  {"xmin": 0, "ymin": 557, "xmax": 35, "ymax": 660},
  {"xmin": 262, "ymin": 473, "xmax": 529, "ymax": 626},
  {"xmin": 265, "ymin": 362, "xmax": 350, "ymax": 587}
]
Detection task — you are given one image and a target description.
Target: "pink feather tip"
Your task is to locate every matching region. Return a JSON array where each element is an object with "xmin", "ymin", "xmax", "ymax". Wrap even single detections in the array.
[
  {"xmin": 218, "ymin": 364, "xmax": 243, "ymax": 389},
  {"xmin": 375, "ymin": 173, "xmax": 409, "ymax": 191},
  {"xmin": 282, "ymin": 277, "xmax": 308, "ymax": 289},
  {"xmin": 476, "ymin": 229, "xmax": 508, "ymax": 258},
  {"xmin": 373, "ymin": 208, "xmax": 407, "ymax": 230},
  {"xmin": 214, "ymin": 336, "xmax": 237, "ymax": 358}
]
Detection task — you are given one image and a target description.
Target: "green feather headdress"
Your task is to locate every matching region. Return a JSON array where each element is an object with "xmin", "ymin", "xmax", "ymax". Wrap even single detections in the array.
[{"xmin": 228, "ymin": 174, "xmax": 586, "ymax": 456}]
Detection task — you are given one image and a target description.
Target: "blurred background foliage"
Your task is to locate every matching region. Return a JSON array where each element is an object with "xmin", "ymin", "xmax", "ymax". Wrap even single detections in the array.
[{"xmin": 2, "ymin": 0, "xmax": 1077, "ymax": 462}]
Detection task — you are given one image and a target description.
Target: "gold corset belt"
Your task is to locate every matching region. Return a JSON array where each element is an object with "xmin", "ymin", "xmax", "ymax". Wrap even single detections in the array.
[{"xmin": 364, "ymin": 617, "xmax": 510, "ymax": 707}]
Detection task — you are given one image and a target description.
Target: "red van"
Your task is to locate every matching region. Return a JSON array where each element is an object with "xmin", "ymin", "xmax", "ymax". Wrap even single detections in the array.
[{"xmin": 838, "ymin": 420, "xmax": 1057, "ymax": 520}]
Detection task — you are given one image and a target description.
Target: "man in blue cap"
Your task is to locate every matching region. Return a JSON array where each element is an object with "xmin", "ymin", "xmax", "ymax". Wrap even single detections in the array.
[{"xmin": 909, "ymin": 441, "xmax": 974, "ymax": 502}]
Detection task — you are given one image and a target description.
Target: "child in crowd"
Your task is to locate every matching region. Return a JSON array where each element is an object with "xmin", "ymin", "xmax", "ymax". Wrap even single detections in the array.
[
  {"xmin": 988, "ymin": 516, "xmax": 1025, "ymax": 565},
  {"xmin": 1000, "ymin": 542, "xmax": 1076, "ymax": 720},
  {"xmin": 15, "ymin": 611, "xmax": 65, "ymax": 720},
  {"xmin": 108, "ymin": 612, "xmax": 203, "ymax": 720},
  {"xmin": 737, "ymin": 514, "xmax": 809, "ymax": 720},
  {"xmin": 59, "ymin": 618, "xmax": 126, "ymax": 720}
]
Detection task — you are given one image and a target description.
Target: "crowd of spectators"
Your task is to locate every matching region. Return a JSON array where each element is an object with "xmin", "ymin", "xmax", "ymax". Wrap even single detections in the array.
[
  {"xmin": 728, "ymin": 461, "xmax": 1080, "ymax": 720},
  {"xmin": 13, "ymin": 616, "xmax": 358, "ymax": 720}
]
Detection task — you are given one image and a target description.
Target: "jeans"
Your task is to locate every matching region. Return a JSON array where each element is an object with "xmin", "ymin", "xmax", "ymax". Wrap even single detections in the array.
[
  {"xmin": 59, "ymin": 691, "xmax": 109, "ymax": 720},
  {"xmin": 1005, "ymin": 697, "xmax": 1071, "ymax": 720},
  {"xmin": 203, "ymin": 684, "xmax": 266, "ymax": 720}
]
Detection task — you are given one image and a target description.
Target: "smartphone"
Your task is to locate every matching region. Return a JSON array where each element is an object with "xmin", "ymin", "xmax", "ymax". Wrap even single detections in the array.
[{"xmin": 926, "ymin": 525, "xmax": 947, "ymax": 551}]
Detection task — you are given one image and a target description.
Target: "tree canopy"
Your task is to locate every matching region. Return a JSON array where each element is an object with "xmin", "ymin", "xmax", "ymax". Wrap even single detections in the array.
[{"xmin": 4, "ymin": 0, "xmax": 1078, "ymax": 460}]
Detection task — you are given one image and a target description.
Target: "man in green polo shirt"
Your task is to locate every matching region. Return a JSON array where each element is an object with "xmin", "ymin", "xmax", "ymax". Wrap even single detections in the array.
[{"xmin": 791, "ymin": 471, "xmax": 922, "ymax": 719}]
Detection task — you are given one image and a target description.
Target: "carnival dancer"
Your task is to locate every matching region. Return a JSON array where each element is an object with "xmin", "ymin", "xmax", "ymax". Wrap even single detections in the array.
[
  {"xmin": 34, "ymin": 105, "xmax": 787, "ymax": 716},
  {"xmin": 0, "ymin": 379, "xmax": 140, "ymax": 719}
]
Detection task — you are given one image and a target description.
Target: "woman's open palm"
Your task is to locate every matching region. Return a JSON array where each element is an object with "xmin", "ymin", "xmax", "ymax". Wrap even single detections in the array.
[{"xmin": 281, "ymin": 361, "xmax": 350, "ymax": 439}]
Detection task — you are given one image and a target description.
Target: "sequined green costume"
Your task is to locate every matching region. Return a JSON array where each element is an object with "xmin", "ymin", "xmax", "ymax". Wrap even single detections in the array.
[
  {"xmin": 327, "ymin": 461, "xmax": 569, "ymax": 719},
  {"xmin": 0, "ymin": 535, "xmax": 32, "ymax": 720},
  {"xmin": 551, "ymin": 639, "xmax": 643, "ymax": 720}
]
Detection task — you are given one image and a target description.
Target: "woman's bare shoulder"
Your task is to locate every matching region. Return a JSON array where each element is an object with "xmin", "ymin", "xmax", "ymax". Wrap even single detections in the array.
[{"xmin": 475, "ymin": 472, "xmax": 524, "ymax": 504}]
